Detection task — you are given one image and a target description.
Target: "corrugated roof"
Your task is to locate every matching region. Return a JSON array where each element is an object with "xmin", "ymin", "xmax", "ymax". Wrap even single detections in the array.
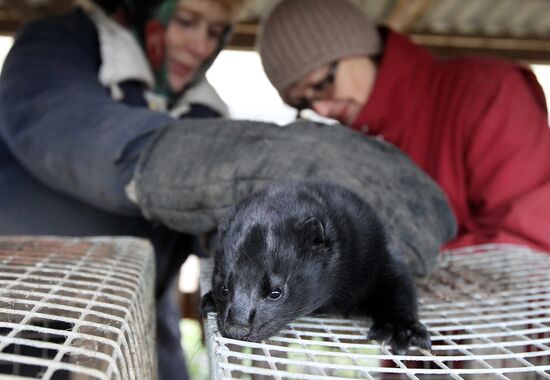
[{"xmin": 1, "ymin": 0, "xmax": 549, "ymax": 61}]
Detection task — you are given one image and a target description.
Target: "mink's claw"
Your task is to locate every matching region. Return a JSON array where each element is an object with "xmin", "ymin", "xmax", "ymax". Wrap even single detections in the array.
[{"xmin": 368, "ymin": 320, "xmax": 431, "ymax": 354}]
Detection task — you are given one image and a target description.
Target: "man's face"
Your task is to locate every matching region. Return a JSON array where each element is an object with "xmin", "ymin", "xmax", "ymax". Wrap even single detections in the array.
[
  {"xmin": 283, "ymin": 56, "xmax": 377, "ymax": 126},
  {"xmin": 164, "ymin": 0, "xmax": 229, "ymax": 92}
]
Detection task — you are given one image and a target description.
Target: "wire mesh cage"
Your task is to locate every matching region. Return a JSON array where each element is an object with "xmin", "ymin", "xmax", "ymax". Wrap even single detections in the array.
[
  {"xmin": 201, "ymin": 244, "xmax": 550, "ymax": 380},
  {"xmin": 0, "ymin": 236, "xmax": 156, "ymax": 380}
]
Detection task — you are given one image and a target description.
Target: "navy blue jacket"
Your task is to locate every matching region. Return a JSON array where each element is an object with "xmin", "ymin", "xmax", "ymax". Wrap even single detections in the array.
[{"xmin": 0, "ymin": 9, "xmax": 220, "ymax": 235}]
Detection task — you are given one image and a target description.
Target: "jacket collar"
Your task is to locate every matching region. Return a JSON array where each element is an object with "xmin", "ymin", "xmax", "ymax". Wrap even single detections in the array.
[{"xmin": 352, "ymin": 28, "xmax": 434, "ymax": 133}]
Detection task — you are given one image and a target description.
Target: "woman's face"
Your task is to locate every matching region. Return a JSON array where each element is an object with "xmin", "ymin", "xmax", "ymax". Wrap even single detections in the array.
[
  {"xmin": 284, "ymin": 56, "xmax": 377, "ymax": 126},
  {"xmin": 165, "ymin": 0, "xmax": 229, "ymax": 92}
]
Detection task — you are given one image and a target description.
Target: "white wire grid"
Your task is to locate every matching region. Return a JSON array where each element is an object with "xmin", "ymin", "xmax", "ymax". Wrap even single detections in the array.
[
  {"xmin": 200, "ymin": 244, "xmax": 550, "ymax": 380},
  {"xmin": 0, "ymin": 236, "xmax": 156, "ymax": 380}
]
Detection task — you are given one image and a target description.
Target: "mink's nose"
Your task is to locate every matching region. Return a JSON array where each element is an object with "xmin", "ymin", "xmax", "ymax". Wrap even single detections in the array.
[
  {"xmin": 225, "ymin": 323, "xmax": 252, "ymax": 340},
  {"xmin": 224, "ymin": 305, "xmax": 256, "ymax": 340}
]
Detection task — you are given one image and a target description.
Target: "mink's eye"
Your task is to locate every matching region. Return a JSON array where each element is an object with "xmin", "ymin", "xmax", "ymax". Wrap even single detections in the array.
[
  {"xmin": 220, "ymin": 285, "xmax": 229, "ymax": 296},
  {"xmin": 268, "ymin": 287, "xmax": 283, "ymax": 300}
]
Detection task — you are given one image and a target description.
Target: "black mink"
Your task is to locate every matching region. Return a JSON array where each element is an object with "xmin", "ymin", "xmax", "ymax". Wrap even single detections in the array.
[{"xmin": 201, "ymin": 180, "xmax": 431, "ymax": 354}]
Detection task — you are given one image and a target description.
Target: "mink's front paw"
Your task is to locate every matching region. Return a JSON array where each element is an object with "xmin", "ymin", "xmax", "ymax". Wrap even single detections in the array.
[{"xmin": 367, "ymin": 320, "xmax": 431, "ymax": 355}]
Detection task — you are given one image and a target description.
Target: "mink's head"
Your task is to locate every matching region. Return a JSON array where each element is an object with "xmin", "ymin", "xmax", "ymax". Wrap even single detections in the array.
[{"xmin": 206, "ymin": 192, "xmax": 341, "ymax": 342}]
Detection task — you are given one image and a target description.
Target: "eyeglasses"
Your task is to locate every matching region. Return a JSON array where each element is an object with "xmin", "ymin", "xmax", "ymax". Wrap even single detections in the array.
[{"xmin": 295, "ymin": 61, "xmax": 338, "ymax": 117}]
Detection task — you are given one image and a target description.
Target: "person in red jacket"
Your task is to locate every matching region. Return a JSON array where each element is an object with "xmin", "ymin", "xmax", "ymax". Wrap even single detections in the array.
[{"xmin": 258, "ymin": 0, "xmax": 550, "ymax": 253}]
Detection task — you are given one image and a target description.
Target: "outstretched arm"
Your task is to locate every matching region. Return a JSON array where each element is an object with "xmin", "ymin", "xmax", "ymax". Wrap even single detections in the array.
[{"xmin": 0, "ymin": 10, "xmax": 173, "ymax": 215}]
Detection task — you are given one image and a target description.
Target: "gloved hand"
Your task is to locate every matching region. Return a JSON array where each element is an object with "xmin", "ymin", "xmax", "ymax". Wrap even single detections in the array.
[{"xmin": 132, "ymin": 119, "xmax": 456, "ymax": 277}]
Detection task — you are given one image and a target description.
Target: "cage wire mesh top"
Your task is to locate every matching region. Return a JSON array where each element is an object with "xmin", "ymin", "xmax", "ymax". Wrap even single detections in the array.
[
  {"xmin": 0, "ymin": 236, "xmax": 156, "ymax": 380},
  {"xmin": 200, "ymin": 244, "xmax": 550, "ymax": 380}
]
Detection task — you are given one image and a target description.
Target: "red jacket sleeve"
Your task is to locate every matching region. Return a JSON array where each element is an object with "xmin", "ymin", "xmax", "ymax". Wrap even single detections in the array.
[{"xmin": 450, "ymin": 67, "xmax": 550, "ymax": 252}]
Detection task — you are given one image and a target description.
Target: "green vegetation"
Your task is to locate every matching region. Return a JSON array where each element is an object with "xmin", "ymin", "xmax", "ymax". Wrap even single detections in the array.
[{"xmin": 181, "ymin": 319, "xmax": 209, "ymax": 380}]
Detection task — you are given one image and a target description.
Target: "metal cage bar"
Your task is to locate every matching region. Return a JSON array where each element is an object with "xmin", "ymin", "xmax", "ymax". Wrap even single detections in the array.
[
  {"xmin": 0, "ymin": 236, "xmax": 156, "ymax": 380},
  {"xmin": 201, "ymin": 244, "xmax": 550, "ymax": 380}
]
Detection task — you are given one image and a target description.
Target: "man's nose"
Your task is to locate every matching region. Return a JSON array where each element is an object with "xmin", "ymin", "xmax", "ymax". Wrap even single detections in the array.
[{"xmin": 312, "ymin": 100, "xmax": 333, "ymax": 118}]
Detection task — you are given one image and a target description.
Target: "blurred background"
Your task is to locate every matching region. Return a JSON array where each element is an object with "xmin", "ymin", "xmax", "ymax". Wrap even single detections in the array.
[{"xmin": 0, "ymin": 0, "xmax": 549, "ymax": 125}]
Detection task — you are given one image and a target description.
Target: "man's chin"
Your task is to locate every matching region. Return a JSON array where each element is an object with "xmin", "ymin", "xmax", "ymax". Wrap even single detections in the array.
[
  {"xmin": 333, "ymin": 102, "xmax": 360, "ymax": 126},
  {"xmin": 344, "ymin": 107, "xmax": 361, "ymax": 126}
]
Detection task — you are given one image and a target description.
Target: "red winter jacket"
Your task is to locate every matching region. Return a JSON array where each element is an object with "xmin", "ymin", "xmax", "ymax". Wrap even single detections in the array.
[{"xmin": 352, "ymin": 29, "xmax": 550, "ymax": 253}]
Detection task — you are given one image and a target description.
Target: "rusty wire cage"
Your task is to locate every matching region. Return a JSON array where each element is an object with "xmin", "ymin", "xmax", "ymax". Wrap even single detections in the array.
[
  {"xmin": 0, "ymin": 236, "xmax": 156, "ymax": 380},
  {"xmin": 201, "ymin": 244, "xmax": 550, "ymax": 380}
]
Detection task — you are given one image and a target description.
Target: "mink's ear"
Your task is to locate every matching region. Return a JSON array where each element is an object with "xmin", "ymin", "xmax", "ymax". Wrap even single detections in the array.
[{"xmin": 301, "ymin": 217, "xmax": 327, "ymax": 248}]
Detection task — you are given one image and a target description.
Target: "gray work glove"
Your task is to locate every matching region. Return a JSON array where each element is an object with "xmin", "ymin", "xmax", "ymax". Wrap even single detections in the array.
[{"xmin": 132, "ymin": 119, "xmax": 456, "ymax": 277}]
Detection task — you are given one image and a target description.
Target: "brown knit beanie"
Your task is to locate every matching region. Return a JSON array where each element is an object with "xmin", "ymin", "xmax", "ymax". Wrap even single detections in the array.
[{"xmin": 257, "ymin": 0, "xmax": 381, "ymax": 94}]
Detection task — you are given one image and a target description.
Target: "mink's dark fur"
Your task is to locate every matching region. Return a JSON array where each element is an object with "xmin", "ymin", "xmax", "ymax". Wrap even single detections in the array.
[{"xmin": 201, "ymin": 180, "xmax": 431, "ymax": 354}]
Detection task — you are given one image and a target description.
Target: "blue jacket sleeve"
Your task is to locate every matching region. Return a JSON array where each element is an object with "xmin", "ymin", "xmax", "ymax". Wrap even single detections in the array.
[{"xmin": 0, "ymin": 9, "xmax": 175, "ymax": 215}]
